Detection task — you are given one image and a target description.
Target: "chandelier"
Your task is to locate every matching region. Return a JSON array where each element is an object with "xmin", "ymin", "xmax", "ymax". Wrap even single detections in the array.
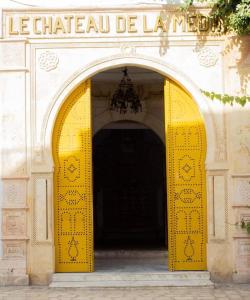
[{"xmin": 110, "ymin": 67, "xmax": 142, "ymax": 114}]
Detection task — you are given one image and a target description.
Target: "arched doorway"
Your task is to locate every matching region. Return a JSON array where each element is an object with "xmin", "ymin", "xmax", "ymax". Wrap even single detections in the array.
[
  {"xmin": 93, "ymin": 121, "xmax": 167, "ymax": 250},
  {"xmin": 52, "ymin": 67, "xmax": 207, "ymax": 273}
]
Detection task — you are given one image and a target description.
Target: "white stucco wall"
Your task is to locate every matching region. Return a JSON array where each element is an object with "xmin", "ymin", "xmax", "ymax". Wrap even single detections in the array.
[{"xmin": 0, "ymin": 2, "xmax": 249, "ymax": 285}]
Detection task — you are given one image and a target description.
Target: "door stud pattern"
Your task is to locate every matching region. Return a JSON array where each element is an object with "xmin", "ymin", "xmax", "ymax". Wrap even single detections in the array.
[
  {"xmin": 53, "ymin": 80, "xmax": 93, "ymax": 272},
  {"xmin": 165, "ymin": 79, "xmax": 207, "ymax": 271}
]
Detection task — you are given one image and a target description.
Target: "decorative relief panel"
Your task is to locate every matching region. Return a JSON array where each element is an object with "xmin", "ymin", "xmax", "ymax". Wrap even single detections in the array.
[
  {"xmin": 38, "ymin": 51, "xmax": 59, "ymax": 71},
  {"xmin": 3, "ymin": 180, "xmax": 27, "ymax": 207},
  {"xmin": 236, "ymin": 240, "xmax": 250, "ymax": 271},
  {"xmin": 2, "ymin": 210, "xmax": 26, "ymax": 237},
  {"xmin": 240, "ymin": 213, "xmax": 250, "ymax": 222},
  {"xmin": 233, "ymin": 178, "xmax": 250, "ymax": 206},
  {"xmin": 33, "ymin": 145, "xmax": 44, "ymax": 164},
  {"xmin": 237, "ymin": 125, "xmax": 250, "ymax": 167},
  {"xmin": 0, "ymin": 42, "xmax": 25, "ymax": 67},
  {"xmin": 232, "ymin": 208, "xmax": 250, "ymax": 238},
  {"xmin": 3, "ymin": 241, "xmax": 26, "ymax": 258},
  {"xmin": 239, "ymin": 240, "xmax": 250, "ymax": 256},
  {"xmin": 215, "ymin": 133, "xmax": 227, "ymax": 162},
  {"xmin": 208, "ymin": 107, "xmax": 228, "ymax": 163}
]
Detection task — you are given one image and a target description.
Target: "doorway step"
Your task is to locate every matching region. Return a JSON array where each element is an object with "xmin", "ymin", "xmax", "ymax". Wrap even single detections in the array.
[
  {"xmin": 50, "ymin": 250, "xmax": 214, "ymax": 287},
  {"xmin": 50, "ymin": 271, "xmax": 213, "ymax": 287}
]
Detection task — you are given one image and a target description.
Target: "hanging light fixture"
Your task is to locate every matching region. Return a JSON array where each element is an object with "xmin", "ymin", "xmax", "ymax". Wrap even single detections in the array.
[{"xmin": 110, "ymin": 67, "xmax": 142, "ymax": 114}]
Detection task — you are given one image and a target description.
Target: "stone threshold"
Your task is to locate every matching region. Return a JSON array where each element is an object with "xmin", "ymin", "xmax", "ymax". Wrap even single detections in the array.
[
  {"xmin": 50, "ymin": 271, "xmax": 214, "ymax": 287},
  {"xmin": 94, "ymin": 249, "xmax": 168, "ymax": 258}
]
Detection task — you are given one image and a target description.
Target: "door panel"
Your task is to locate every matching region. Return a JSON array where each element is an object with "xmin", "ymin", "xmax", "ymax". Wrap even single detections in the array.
[
  {"xmin": 53, "ymin": 80, "xmax": 93, "ymax": 272},
  {"xmin": 52, "ymin": 75, "xmax": 206, "ymax": 272},
  {"xmin": 164, "ymin": 79, "xmax": 207, "ymax": 271}
]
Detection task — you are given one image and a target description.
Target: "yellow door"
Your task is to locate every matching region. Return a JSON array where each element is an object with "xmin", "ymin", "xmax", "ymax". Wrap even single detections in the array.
[
  {"xmin": 53, "ymin": 80, "xmax": 93, "ymax": 272},
  {"xmin": 164, "ymin": 79, "xmax": 207, "ymax": 271}
]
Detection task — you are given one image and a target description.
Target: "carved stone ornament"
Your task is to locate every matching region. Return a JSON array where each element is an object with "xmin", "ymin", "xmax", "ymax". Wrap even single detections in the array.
[
  {"xmin": 215, "ymin": 134, "xmax": 227, "ymax": 162},
  {"xmin": 238, "ymin": 125, "xmax": 250, "ymax": 165},
  {"xmin": 3, "ymin": 241, "xmax": 25, "ymax": 258},
  {"xmin": 196, "ymin": 47, "xmax": 218, "ymax": 68},
  {"xmin": 39, "ymin": 51, "xmax": 59, "ymax": 71},
  {"xmin": 120, "ymin": 44, "xmax": 136, "ymax": 56},
  {"xmin": 33, "ymin": 145, "xmax": 43, "ymax": 163},
  {"xmin": 3, "ymin": 210, "xmax": 26, "ymax": 236}
]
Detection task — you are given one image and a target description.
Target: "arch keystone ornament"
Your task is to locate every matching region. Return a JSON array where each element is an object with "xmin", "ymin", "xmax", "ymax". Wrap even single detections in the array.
[
  {"xmin": 164, "ymin": 78, "xmax": 207, "ymax": 271},
  {"xmin": 53, "ymin": 79, "xmax": 93, "ymax": 272}
]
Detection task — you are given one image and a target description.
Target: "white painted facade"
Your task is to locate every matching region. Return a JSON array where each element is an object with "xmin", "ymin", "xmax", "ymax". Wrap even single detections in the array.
[{"xmin": 0, "ymin": 0, "xmax": 250, "ymax": 285}]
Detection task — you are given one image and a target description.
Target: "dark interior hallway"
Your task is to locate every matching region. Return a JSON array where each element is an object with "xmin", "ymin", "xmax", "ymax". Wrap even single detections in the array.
[{"xmin": 93, "ymin": 122, "xmax": 167, "ymax": 250}]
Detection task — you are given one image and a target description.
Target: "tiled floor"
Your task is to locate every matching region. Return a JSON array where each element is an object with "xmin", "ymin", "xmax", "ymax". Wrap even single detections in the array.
[
  {"xmin": 0, "ymin": 285, "xmax": 250, "ymax": 300},
  {"xmin": 94, "ymin": 249, "xmax": 168, "ymax": 272}
]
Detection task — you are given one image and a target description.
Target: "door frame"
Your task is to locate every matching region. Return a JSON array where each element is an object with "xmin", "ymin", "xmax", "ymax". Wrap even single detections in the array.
[
  {"xmin": 45, "ymin": 55, "xmax": 215, "ymax": 166},
  {"xmin": 47, "ymin": 55, "xmax": 215, "ymax": 272}
]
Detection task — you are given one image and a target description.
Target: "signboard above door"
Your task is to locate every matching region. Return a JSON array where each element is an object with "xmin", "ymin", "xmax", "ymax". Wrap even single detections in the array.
[{"xmin": 4, "ymin": 10, "xmax": 222, "ymax": 38}]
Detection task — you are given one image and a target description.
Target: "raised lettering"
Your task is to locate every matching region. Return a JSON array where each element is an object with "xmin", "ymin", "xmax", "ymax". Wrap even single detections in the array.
[
  {"xmin": 187, "ymin": 15, "xmax": 197, "ymax": 32},
  {"xmin": 5, "ymin": 13, "xmax": 221, "ymax": 37},
  {"xmin": 199, "ymin": 15, "xmax": 209, "ymax": 32},
  {"xmin": 154, "ymin": 16, "xmax": 166, "ymax": 32},
  {"xmin": 86, "ymin": 16, "xmax": 98, "ymax": 33},
  {"xmin": 143, "ymin": 15, "xmax": 153, "ymax": 33},
  {"xmin": 33, "ymin": 17, "xmax": 41, "ymax": 34},
  {"xmin": 53, "ymin": 17, "xmax": 66, "ymax": 34},
  {"xmin": 99, "ymin": 16, "xmax": 110, "ymax": 33},
  {"xmin": 210, "ymin": 17, "xmax": 222, "ymax": 33},
  {"xmin": 128, "ymin": 15, "xmax": 137, "ymax": 33},
  {"xmin": 8, "ymin": 17, "xmax": 18, "ymax": 35},
  {"xmin": 64, "ymin": 15, "xmax": 74, "ymax": 33},
  {"xmin": 116, "ymin": 16, "xmax": 126, "ymax": 33},
  {"xmin": 75, "ymin": 16, "xmax": 85, "ymax": 33},
  {"xmin": 42, "ymin": 17, "xmax": 52, "ymax": 34},
  {"xmin": 173, "ymin": 15, "xmax": 186, "ymax": 32},
  {"xmin": 19, "ymin": 17, "xmax": 30, "ymax": 35}
]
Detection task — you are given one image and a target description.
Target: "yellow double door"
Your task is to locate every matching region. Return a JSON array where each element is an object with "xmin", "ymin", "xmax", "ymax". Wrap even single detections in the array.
[{"xmin": 53, "ymin": 78, "xmax": 207, "ymax": 272}]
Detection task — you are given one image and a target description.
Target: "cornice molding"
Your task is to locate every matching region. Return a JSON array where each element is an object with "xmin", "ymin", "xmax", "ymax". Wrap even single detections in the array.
[{"xmin": 1, "ymin": 0, "xmax": 210, "ymax": 11}]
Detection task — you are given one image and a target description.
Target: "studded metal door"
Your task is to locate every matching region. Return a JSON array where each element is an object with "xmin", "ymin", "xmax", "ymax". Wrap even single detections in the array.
[
  {"xmin": 53, "ymin": 80, "xmax": 93, "ymax": 272},
  {"xmin": 164, "ymin": 79, "xmax": 207, "ymax": 271}
]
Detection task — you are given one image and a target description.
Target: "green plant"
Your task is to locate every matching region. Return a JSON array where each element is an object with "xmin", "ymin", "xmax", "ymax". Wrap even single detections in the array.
[
  {"xmin": 240, "ymin": 219, "xmax": 250, "ymax": 234},
  {"xmin": 201, "ymin": 90, "xmax": 250, "ymax": 106},
  {"xmin": 182, "ymin": 0, "xmax": 250, "ymax": 35}
]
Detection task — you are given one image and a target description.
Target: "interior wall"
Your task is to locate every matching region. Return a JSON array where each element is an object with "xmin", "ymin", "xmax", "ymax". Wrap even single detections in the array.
[{"xmin": 92, "ymin": 69, "xmax": 165, "ymax": 141}]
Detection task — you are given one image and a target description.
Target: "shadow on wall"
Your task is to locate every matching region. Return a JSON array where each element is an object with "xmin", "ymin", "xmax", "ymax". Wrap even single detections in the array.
[
  {"xmin": 158, "ymin": 6, "xmax": 223, "ymax": 56},
  {"xmin": 222, "ymin": 36, "xmax": 250, "ymax": 95},
  {"xmin": 158, "ymin": 6, "xmax": 249, "ymax": 94}
]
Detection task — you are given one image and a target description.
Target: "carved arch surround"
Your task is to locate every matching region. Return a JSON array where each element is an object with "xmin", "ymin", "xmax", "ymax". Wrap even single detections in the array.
[{"xmin": 42, "ymin": 54, "xmax": 216, "ymax": 169}]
